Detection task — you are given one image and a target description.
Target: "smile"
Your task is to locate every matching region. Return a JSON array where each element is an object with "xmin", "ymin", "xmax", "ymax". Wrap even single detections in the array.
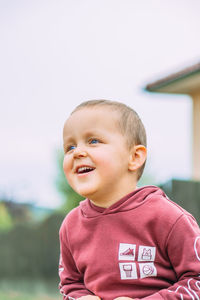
[{"xmin": 76, "ymin": 166, "xmax": 95, "ymax": 174}]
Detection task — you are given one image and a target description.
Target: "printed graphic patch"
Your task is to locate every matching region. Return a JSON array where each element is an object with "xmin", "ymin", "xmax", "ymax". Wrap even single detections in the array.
[
  {"xmin": 118, "ymin": 243, "xmax": 136, "ymax": 261},
  {"xmin": 118, "ymin": 243, "xmax": 157, "ymax": 280},
  {"xmin": 119, "ymin": 262, "xmax": 137, "ymax": 279},
  {"xmin": 139, "ymin": 262, "xmax": 157, "ymax": 279},
  {"xmin": 138, "ymin": 246, "xmax": 156, "ymax": 262}
]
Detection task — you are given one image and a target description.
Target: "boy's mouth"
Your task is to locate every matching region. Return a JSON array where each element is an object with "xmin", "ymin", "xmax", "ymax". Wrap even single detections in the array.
[{"xmin": 76, "ymin": 166, "xmax": 95, "ymax": 174}]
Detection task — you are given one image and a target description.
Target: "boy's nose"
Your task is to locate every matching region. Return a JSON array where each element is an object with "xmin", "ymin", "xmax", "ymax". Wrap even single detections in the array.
[{"xmin": 73, "ymin": 147, "xmax": 87, "ymax": 158}]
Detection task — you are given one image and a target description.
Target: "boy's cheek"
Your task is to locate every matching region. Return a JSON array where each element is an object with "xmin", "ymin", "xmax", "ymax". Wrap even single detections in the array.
[
  {"xmin": 63, "ymin": 158, "xmax": 71, "ymax": 179},
  {"xmin": 63, "ymin": 162, "xmax": 67, "ymax": 177}
]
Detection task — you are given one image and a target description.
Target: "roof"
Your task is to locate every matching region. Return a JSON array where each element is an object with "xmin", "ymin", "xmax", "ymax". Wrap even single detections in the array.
[{"xmin": 145, "ymin": 62, "xmax": 200, "ymax": 95}]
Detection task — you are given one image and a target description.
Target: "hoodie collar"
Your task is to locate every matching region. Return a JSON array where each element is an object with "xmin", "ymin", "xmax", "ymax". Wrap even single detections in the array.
[{"xmin": 80, "ymin": 186, "xmax": 164, "ymax": 218}]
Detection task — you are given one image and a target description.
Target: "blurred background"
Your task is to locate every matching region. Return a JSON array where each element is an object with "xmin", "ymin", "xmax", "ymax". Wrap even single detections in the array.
[{"xmin": 1, "ymin": 0, "xmax": 200, "ymax": 299}]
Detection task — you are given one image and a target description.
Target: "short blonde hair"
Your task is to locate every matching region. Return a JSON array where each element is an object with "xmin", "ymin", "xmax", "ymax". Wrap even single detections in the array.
[{"xmin": 72, "ymin": 99, "xmax": 147, "ymax": 180}]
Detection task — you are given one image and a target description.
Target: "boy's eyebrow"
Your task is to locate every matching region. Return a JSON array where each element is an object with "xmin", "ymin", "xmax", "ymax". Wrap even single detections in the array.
[
  {"xmin": 65, "ymin": 129, "xmax": 104, "ymax": 138},
  {"xmin": 83, "ymin": 130, "xmax": 102, "ymax": 136},
  {"xmin": 63, "ymin": 136, "xmax": 74, "ymax": 145}
]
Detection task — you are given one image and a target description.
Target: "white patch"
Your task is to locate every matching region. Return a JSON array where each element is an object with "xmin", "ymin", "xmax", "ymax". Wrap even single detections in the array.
[
  {"xmin": 118, "ymin": 243, "xmax": 136, "ymax": 261},
  {"xmin": 138, "ymin": 245, "xmax": 156, "ymax": 261},
  {"xmin": 139, "ymin": 262, "xmax": 157, "ymax": 279},
  {"xmin": 194, "ymin": 236, "xmax": 200, "ymax": 261},
  {"xmin": 59, "ymin": 266, "xmax": 64, "ymax": 275},
  {"xmin": 119, "ymin": 262, "xmax": 137, "ymax": 280}
]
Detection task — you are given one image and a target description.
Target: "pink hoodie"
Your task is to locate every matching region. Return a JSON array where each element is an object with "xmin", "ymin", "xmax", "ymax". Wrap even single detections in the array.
[{"xmin": 59, "ymin": 186, "xmax": 200, "ymax": 300}]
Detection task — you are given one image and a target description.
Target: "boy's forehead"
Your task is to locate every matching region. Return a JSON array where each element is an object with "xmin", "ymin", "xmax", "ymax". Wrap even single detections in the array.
[
  {"xmin": 65, "ymin": 107, "xmax": 120, "ymax": 126},
  {"xmin": 63, "ymin": 107, "xmax": 121, "ymax": 135}
]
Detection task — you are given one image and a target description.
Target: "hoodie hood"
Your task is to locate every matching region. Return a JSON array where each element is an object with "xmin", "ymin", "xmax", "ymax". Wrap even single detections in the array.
[{"xmin": 80, "ymin": 185, "xmax": 166, "ymax": 218}]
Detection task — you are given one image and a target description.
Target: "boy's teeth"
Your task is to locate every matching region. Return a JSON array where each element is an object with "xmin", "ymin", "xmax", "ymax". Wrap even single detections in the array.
[{"xmin": 77, "ymin": 166, "xmax": 94, "ymax": 173}]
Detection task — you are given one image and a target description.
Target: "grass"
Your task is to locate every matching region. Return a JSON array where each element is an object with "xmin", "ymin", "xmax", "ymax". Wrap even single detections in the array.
[{"xmin": 0, "ymin": 278, "xmax": 62, "ymax": 300}]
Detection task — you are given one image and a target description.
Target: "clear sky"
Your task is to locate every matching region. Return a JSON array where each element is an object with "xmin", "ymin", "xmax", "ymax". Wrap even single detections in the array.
[{"xmin": 0, "ymin": 0, "xmax": 200, "ymax": 208}]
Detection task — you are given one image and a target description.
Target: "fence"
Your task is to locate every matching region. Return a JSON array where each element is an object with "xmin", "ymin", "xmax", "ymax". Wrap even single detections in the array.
[{"xmin": 0, "ymin": 213, "xmax": 65, "ymax": 278}]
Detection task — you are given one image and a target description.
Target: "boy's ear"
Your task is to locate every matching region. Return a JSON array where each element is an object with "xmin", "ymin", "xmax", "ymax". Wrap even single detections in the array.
[{"xmin": 128, "ymin": 145, "xmax": 147, "ymax": 172}]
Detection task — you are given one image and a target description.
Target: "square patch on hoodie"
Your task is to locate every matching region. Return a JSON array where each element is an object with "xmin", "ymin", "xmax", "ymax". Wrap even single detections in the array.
[
  {"xmin": 118, "ymin": 243, "xmax": 136, "ymax": 261},
  {"xmin": 139, "ymin": 262, "xmax": 157, "ymax": 279},
  {"xmin": 119, "ymin": 262, "xmax": 137, "ymax": 279},
  {"xmin": 138, "ymin": 246, "xmax": 156, "ymax": 262}
]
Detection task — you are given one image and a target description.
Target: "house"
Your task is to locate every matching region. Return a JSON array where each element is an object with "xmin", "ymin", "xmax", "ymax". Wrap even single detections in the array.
[{"xmin": 145, "ymin": 62, "xmax": 200, "ymax": 180}]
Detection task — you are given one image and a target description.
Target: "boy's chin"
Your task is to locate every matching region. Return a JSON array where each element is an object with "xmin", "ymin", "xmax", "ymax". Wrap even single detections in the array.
[{"xmin": 75, "ymin": 188, "xmax": 96, "ymax": 199}]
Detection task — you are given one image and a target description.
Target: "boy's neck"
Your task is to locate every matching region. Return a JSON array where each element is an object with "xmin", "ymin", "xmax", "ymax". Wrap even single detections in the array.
[{"xmin": 89, "ymin": 184, "xmax": 138, "ymax": 208}]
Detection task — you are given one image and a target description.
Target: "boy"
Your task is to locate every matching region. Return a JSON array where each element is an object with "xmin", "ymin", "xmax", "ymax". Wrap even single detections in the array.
[{"xmin": 59, "ymin": 99, "xmax": 200, "ymax": 300}]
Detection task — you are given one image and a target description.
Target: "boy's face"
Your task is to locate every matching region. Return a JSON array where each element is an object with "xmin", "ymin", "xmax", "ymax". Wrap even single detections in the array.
[{"xmin": 63, "ymin": 107, "xmax": 135, "ymax": 206}]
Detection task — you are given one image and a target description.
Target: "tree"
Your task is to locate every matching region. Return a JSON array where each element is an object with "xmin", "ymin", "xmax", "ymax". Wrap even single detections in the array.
[{"xmin": 0, "ymin": 202, "xmax": 13, "ymax": 231}]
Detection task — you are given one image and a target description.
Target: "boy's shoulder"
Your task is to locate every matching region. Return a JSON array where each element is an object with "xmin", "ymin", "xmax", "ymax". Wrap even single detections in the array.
[{"xmin": 146, "ymin": 186, "xmax": 196, "ymax": 224}]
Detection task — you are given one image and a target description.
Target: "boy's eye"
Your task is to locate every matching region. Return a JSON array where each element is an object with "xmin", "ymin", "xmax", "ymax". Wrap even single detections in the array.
[
  {"xmin": 66, "ymin": 145, "xmax": 76, "ymax": 152},
  {"xmin": 89, "ymin": 139, "xmax": 100, "ymax": 144}
]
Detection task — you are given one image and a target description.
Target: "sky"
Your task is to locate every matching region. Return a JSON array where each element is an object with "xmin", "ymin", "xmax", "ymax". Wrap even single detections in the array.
[{"xmin": 0, "ymin": 0, "xmax": 200, "ymax": 208}]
